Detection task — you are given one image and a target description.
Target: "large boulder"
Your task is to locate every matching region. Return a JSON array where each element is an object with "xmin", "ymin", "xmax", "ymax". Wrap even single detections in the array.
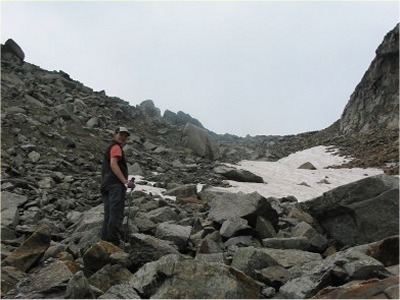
[
  {"xmin": 4, "ymin": 259, "xmax": 73, "ymax": 299},
  {"xmin": 130, "ymin": 254, "xmax": 263, "ymax": 298},
  {"xmin": 2, "ymin": 224, "xmax": 52, "ymax": 272},
  {"xmin": 82, "ymin": 241, "xmax": 124, "ymax": 274},
  {"xmin": 88, "ymin": 264, "xmax": 133, "ymax": 293},
  {"xmin": 65, "ymin": 271, "xmax": 96, "ymax": 299},
  {"xmin": 1, "ymin": 39, "xmax": 25, "ymax": 63},
  {"xmin": 71, "ymin": 204, "xmax": 104, "ymax": 233},
  {"xmin": 231, "ymin": 246, "xmax": 278, "ymax": 278},
  {"xmin": 182, "ymin": 123, "xmax": 220, "ymax": 160},
  {"xmin": 155, "ymin": 222, "xmax": 192, "ymax": 251},
  {"xmin": 299, "ymin": 174, "xmax": 399, "ymax": 247},
  {"xmin": 1, "ymin": 192, "xmax": 28, "ymax": 237},
  {"xmin": 215, "ymin": 166, "xmax": 264, "ymax": 183},
  {"xmin": 208, "ymin": 191, "xmax": 279, "ymax": 230},
  {"xmin": 278, "ymin": 248, "xmax": 390, "ymax": 299},
  {"xmin": 138, "ymin": 100, "xmax": 161, "ymax": 118},
  {"xmin": 128, "ymin": 233, "xmax": 180, "ymax": 269},
  {"xmin": 1, "ymin": 266, "xmax": 26, "ymax": 296}
]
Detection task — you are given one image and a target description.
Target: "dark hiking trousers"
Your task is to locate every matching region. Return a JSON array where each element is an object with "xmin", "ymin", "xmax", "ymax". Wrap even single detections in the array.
[{"xmin": 101, "ymin": 183, "xmax": 126, "ymax": 246}]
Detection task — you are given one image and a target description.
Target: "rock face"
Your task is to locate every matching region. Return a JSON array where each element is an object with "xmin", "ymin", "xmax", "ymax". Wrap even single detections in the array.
[{"xmin": 339, "ymin": 23, "xmax": 399, "ymax": 134}]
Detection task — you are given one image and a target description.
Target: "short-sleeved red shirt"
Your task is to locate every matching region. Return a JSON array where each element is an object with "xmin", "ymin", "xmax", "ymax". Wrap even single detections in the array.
[{"xmin": 110, "ymin": 144, "xmax": 122, "ymax": 158}]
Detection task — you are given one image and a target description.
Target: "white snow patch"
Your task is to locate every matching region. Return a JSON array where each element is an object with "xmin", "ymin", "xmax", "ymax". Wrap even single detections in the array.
[
  {"xmin": 129, "ymin": 146, "xmax": 384, "ymax": 203},
  {"xmin": 215, "ymin": 146, "xmax": 383, "ymax": 202}
]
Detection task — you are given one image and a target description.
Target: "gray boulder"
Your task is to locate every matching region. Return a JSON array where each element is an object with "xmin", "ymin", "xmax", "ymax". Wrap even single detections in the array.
[
  {"xmin": 278, "ymin": 275, "xmax": 329, "ymax": 299},
  {"xmin": 1, "ymin": 192, "xmax": 27, "ymax": 234},
  {"xmin": 164, "ymin": 184, "xmax": 198, "ymax": 198},
  {"xmin": 88, "ymin": 264, "xmax": 133, "ymax": 293},
  {"xmin": 278, "ymin": 248, "xmax": 391, "ymax": 299},
  {"xmin": 2, "ymin": 224, "xmax": 52, "ymax": 272},
  {"xmin": 155, "ymin": 222, "xmax": 192, "ymax": 251},
  {"xmin": 231, "ymin": 246, "xmax": 278, "ymax": 278},
  {"xmin": 255, "ymin": 265, "xmax": 291, "ymax": 288},
  {"xmin": 222, "ymin": 168, "xmax": 264, "ymax": 183},
  {"xmin": 220, "ymin": 217, "xmax": 251, "ymax": 238},
  {"xmin": 82, "ymin": 241, "xmax": 124, "ymax": 275},
  {"xmin": 2, "ymin": 39, "xmax": 25, "ymax": 63},
  {"xmin": 128, "ymin": 233, "xmax": 180, "ymax": 269},
  {"xmin": 299, "ymin": 174, "xmax": 399, "ymax": 247},
  {"xmin": 298, "ymin": 162, "xmax": 317, "ymax": 170},
  {"xmin": 138, "ymin": 100, "xmax": 161, "ymax": 118},
  {"xmin": 208, "ymin": 191, "xmax": 279, "ymax": 229},
  {"xmin": 198, "ymin": 186, "xmax": 233, "ymax": 202},
  {"xmin": 325, "ymin": 248, "xmax": 391, "ymax": 281},
  {"xmin": 182, "ymin": 123, "xmax": 220, "ymax": 160},
  {"xmin": 219, "ymin": 217, "xmax": 251, "ymax": 238},
  {"xmin": 129, "ymin": 254, "xmax": 183, "ymax": 295},
  {"xmin": 260, "ymin": 248, "xmax": 323, "ymax": 270},
  {"xmin": 292, "ymin": 221, "xmax": 328, "ymax": 252},
  {"xmin": 146, "ymin": 206, "xmax": 181, "ymax": 224},
  {"xmin": 65, "ymin": 271, "xmax": 95, "ymax": 299},
  {"xmin": 130, "ymin": 254, "xmax": 263, "ymax": 298},
  {"xmin": 71, "ymin": 204, "xmax": 104, "ymax": 233},
  {"xmin": 1, "ymin": 266, "xmax": 26, "ymax": 296},
  {"xmin": 4, "ymin": 259, "xmax": 73, "ymax": 299},
  {"xmin": 86, "ymin": 117, "xmax": 99, "ymax": 128},
  {"xmin": 256, "ymin": 215, "xmax": 277, "ymax": 239}
]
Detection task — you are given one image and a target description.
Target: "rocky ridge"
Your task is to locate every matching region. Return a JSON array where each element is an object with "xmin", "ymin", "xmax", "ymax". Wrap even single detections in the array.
[{"xmin": 1, "ymin": 24, "xmax": 399, "ymax": 299}]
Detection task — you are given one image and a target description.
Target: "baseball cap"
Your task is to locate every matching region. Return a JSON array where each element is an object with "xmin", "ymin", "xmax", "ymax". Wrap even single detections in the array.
[{"xmin": 115, "ymin": 126, "xmax": 130, "ymax": 136}]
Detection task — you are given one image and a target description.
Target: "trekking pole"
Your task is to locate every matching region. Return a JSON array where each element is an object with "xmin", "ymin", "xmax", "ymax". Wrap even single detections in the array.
[{"xmin": 123, "ymin": 178, "xmax": 136, "ymax": 246}]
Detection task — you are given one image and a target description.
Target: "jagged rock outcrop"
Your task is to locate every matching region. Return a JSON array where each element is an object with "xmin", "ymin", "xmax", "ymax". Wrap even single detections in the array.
[
  {"xmin": 163, "ymin": 109, "xmax": 204, "ymax": 128},
  {"xmin": 1, "ymin": 39, "xmax": 25, "ymax": 64},
  {"xmin": 137, "ymin": 99, "xmax": 161, "ymax": 118},
  {"xmin": 339, "ymin": 23, "xmax": 399, "ymax": 134}
]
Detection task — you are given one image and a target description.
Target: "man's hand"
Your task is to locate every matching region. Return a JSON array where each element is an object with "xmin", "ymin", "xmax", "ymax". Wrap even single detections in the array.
[{"xmin": 127, "ymin": 178, "xmax": 135, "ymax": 189}]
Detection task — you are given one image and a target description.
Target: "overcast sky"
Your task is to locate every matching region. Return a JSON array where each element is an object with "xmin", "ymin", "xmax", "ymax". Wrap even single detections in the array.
[{"xmin": 1, "ymin": 1, "xmax": 399, "ymax": 137}]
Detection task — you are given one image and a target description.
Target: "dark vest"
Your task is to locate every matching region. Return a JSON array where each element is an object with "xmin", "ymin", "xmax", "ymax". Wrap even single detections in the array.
[{"xmin": 100, "ymin": 141, "xmax": 128, "ymax": 192}]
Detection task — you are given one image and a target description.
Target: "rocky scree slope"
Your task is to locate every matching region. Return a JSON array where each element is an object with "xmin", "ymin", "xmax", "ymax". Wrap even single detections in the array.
[{"xmin": 0, "ymin": 24, "xmax": 399, "ymax": 299}]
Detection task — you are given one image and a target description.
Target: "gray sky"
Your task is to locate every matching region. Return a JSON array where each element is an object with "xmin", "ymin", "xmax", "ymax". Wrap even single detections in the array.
[{"xmin": 1, "ymin": 1, "xmax": 399, "ymax": 137}]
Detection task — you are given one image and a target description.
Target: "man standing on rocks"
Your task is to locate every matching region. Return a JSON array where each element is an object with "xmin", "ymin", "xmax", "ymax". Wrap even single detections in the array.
[{"xmin": 100, "ymin": 126, "xmax": 131, "ymax": 246}]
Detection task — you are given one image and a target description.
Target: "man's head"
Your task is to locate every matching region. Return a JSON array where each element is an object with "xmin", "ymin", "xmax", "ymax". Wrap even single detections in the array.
[{"xmin": 114, "ymin": 126, "xmax": 130, "ymax": 144}]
